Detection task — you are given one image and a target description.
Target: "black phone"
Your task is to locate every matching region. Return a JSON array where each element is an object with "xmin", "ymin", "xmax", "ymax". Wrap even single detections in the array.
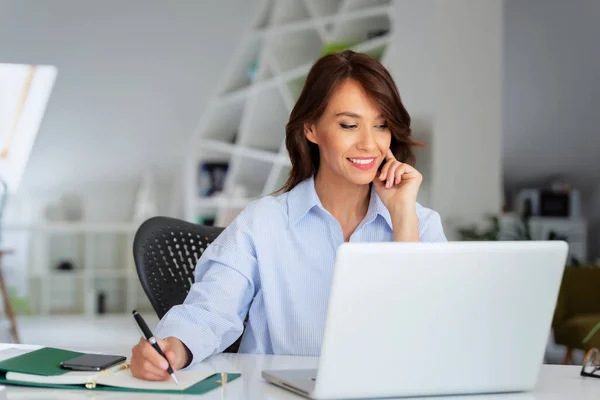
[{"xmin": 59, "ymin": 354, "xmax": 127, "ymax": 371}]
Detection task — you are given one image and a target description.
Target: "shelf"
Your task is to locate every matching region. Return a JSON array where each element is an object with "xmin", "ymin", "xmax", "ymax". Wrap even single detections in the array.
[
  {"xmin": 276, "ymin": 155, "xmax": 291, "ymax": 167},
  {"xmin": 195, "ymin": 145, "xmax": 231, "ymax": 164},
  {"xmin": 217, "ymin": 207, "xmax": 247, "ymax": 228},
  {"xmin": 331, "ymin": 4, "xmax": 391, "ymax": 23},
  {"xmin": 237, "ymin": 85, "xmax": 289, "ymax": 153},
  {"xmin": 230, "ymin": 157, "xmax": 274, "ymax": 198},
  {"xmin": 269, "ymin": 0, "xmax": 311, "ymax": 26},
  {"xmin": 93, "ymin": 269, "xmax": 133, "ymax": 278},
  {"xmin": 269, "ymin": 28, "xmax": 324, "ymax": 74},
  {"xmin": 185, "ymin": 0, "xmax": 394, "ymax": 226},
  {"xmin": 254, "ymin": 0, "xmax": 272, "ymax": 30},
  {"xmin": 48, "ymin": 272, "xmax": 86, "ymax": 314},
  {"xmin": 201, "ymin": 93, "xmax": 246, "ymax": 144},
  {"xmin": 214, "ymin": 157, "xmax": 273, "ymax": 226},
  {"xmin": 305, "ymin": 0, "xmax": 342, "ymax": 17},
  {"xmin": 340, "ymin": 0, "xmax": 391, "ymax": 13},
  {"xmin": 258, "ymin": 57, "xmax": 275, "ymax": 81},
  {"xmin": 327, "ymin": 12, "xmax": 390, "ymax": 45},
  {"xmin": 93, "ymin": 277, "xmax": 128, "ymax": 314},
  {"xmin": 275, "ymin": 164, "xmax": 292, "ymax": 191},
  {"xmin": 350, "ymin": 34, "xmax": 389, "ymax": 61},
  {"xmin": 262, "ymin": 164, "xmax": 292, "ymax": 196},
  {"xmin": 195, "ymin": 150, "xmax": 231, "ymax": 200},
  {"xmin": 221, "ymin": 34, "xmax": 264, "ymax": 94},
  {"xmin": 285, "ymin": 74, "xmax": 307, "ymax": 105},
  {"xmin": 216, "ymin": 86, "xmax": 250, "ymax": 110},
  {"xmin": 197, "ymin": 139, "xmax": 280, "ymax": 165},
  {"xmin": 47, "ymin": 270, "xmax": 85, "ymax": 279},
  {"xmin": 18, "ymin": 222, "xmax": 142, "ymax": 317},
  {"xmin": 276, "ymin": 35, "xmax": 389, "ymax": 84},
  {"xmin": 31, "ymin": 262, "xmax": 133, "ymax": 278},
  {"xmin": 196, "ymin": 196, "xmax": 253, "ymax": 209},
  {"xmin": 3, "ymin": 223, "xmax": 137, "ymax": 233},
  {"xmin": 257, "ymin": 4, "xmax": 389, "ymax": 37},
  {"xmin": 280, "ymin": 63, "xmax": 312, "ymax": 85},
  {"xmin": 34, "ymin": 269, "xmax": 133, "ymax": 279}
]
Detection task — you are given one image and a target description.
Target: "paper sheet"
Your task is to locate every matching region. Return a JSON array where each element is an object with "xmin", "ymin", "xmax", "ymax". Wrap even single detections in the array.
[
  {"xmin": 97, "ymin": 369, "xmax": 217, "ymax": 391},
  {"xmin": 6, "ymin": 370, "xmax": 97, "ymax": 385}
]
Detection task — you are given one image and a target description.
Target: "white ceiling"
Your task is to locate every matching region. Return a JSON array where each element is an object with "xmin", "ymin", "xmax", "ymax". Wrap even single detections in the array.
[
  {"xmin": 503, "ymin": 0, "xmax": 600, "ymax": 191},
  {"xmin": 0, "ymin": 0, "xmax": 258, "ymax": 192}
]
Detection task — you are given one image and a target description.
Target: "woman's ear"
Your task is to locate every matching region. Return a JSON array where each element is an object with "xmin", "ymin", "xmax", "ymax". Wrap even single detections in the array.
[{"xmin": 304, "ymin": 122, "xmax": 318, "ymax": 144}]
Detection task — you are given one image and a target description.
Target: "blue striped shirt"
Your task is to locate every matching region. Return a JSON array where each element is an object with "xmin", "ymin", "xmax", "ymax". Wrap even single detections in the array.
[{"xmin": 155, "ymin": 176, "xmax": 447, "ymax": 367}]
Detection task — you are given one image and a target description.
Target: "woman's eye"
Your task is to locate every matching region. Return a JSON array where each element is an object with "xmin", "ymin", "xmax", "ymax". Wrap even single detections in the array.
[
  {"xmin": 340, "ymin": 123, "xmax": 357, "ymax": 129},
  {"xmin": 376, "ymin": 123, "xmax": 389, "ymax": 129}
]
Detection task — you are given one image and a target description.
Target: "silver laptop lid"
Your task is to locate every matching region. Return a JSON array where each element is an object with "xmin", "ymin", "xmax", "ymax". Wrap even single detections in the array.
[{"xmin": 313, "ymin": 241, "xmax": 567, "ymax": 399}]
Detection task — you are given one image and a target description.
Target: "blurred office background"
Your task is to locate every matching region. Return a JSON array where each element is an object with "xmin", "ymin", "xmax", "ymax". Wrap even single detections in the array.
[{"xmin": 0, "ymin": 0, "xmax": 598, "ymax": 363}]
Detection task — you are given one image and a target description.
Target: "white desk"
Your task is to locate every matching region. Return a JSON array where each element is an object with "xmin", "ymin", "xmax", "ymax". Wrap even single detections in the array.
[{"xmin": 0, "ymin": 344, "xmax": 599, "ymax": 399}]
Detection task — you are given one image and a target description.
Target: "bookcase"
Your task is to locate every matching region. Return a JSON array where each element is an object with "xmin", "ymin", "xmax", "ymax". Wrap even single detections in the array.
[
  {"xmin": 3, "ymin": 223, "xmax": 153, "ymax": 317},
  {"xmin": 184, "ymin": 0, "xmax": 394, "ymax": 226}
]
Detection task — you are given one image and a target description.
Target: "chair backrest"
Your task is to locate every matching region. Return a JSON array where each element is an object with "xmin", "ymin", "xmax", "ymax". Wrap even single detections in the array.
[
  {"xmin": 553, "ymin": 266, "xmax": 600, "ymax": 327},
  {"xmin": 133, "ymin": 216, "xmax": 224, "ymax": 319}
]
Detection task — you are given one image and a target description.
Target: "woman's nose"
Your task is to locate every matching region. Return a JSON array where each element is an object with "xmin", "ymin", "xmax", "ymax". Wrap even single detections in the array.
[{"xmin": 356, "ymin": 128, "xmax": 378, "ymax": 150}]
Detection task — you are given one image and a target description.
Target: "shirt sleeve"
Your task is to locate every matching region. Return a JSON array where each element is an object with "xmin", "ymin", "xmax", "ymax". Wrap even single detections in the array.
[
  {"xmin": 154, "ymin": 213, "xmax": 259, "ymax": 368},
  {"xmin": 418, "ymin": 209, "xmax": 447, "ymax": 242}
]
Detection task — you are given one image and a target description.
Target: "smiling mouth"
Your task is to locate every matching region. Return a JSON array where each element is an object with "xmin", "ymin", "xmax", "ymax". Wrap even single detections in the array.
[
  {"xmin": 347, "ymin": 157, "xmax": 377, "ymax": 170},
  {"xmin": 347, "ymin": 158, "xmax": 376, "ymax": 165}
]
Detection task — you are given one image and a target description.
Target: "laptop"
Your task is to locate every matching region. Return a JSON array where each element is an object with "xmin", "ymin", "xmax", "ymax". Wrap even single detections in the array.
[{"xmin": 262, "ymin": 241, "xmax": 568, "ymax": 399}]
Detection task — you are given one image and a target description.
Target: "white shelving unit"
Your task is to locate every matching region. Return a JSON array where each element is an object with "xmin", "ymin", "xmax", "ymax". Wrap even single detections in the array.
[
  {"xmin": 498, "ymin": 215, "xmax": 588, "ymax": 264},
  {"xmin": 3, "ymin": 223, "xmax": 153, "ymax": 316},
  {"xmin": 185, "ymin": 0, "xmax": 394, "ymax": 226}
]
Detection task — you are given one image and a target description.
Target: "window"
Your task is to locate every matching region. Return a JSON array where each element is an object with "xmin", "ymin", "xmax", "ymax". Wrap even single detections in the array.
[{"xmin": 0, "ymin": 63, "xmax": 57, "ymax": 192}]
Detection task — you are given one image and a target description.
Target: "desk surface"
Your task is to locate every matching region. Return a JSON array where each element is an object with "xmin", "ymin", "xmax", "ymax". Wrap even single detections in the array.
[{"xmin": 0, "ymin": 344, "xmax": 598, "ymax": 399}]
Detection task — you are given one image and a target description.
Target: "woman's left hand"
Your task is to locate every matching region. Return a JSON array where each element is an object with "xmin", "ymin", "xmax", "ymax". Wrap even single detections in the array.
[{"xmin": 373, "ymin": 149, "xmax": 422, "ymax": 214}]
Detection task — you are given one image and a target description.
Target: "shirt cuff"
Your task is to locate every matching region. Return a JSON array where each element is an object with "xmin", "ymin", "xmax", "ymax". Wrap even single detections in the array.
[{"xmin": 154, "ymin": 319, "xmax": 217, "ymax": 371}]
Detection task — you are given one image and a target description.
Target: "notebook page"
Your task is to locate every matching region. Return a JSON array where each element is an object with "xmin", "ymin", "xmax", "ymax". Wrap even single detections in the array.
[
  {"xmin": 98, "ymin": 369, "xmax": 216, "ymax": 391},
  {"xmin": 6, "ymin": 370, "xmax": 97, "ymax": 385}
]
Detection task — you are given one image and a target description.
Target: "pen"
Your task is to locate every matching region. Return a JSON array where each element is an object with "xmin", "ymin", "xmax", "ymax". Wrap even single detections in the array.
[{"xmin": 132, "ymin": 310, "xmax": 179, "ymax": 384}]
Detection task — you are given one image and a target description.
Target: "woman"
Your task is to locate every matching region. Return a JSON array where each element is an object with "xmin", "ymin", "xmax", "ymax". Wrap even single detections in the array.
[{"xmin": 130, "ymin": 50, "xmax": 446, "ymax": 380}]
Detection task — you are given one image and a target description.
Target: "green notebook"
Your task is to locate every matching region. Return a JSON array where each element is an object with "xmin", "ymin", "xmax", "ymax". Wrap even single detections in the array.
[{"xmin": 0, "ymin": 347, "xmax": 240, "ymax": 395}]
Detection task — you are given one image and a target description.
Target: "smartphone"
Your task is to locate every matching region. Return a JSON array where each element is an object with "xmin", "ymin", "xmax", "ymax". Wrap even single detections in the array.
[{"xmin": 60, "ymin": 354, "xmax": 127, "ymax": 371}]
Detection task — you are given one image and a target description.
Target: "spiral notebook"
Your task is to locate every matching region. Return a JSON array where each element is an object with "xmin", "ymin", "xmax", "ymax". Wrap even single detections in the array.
[{"xmin": 0, "ymin": 347, "xmax": 239, "ymax": 395}]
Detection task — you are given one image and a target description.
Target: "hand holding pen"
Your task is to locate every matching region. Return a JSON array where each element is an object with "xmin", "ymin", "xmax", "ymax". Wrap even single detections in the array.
[{"xmin": 129, "ymin": 310, "xmax": 190, "ymax": 382}]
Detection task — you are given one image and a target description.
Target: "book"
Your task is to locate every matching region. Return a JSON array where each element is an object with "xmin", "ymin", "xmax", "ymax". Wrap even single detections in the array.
[{"xmin": 0, "ymin": 347, "xmax": 240, "ymax": 395}]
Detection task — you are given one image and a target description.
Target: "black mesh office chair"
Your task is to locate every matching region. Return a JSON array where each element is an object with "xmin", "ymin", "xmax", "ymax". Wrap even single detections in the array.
[{"xmin": 133, "ymin": 216, "xmax": 243, "ymax": 353}]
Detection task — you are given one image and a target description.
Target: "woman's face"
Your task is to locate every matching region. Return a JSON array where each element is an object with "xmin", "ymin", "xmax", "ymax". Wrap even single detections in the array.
[{"xmin": 305, "ymin": 79, "xmax": 392, "ymax": 186}]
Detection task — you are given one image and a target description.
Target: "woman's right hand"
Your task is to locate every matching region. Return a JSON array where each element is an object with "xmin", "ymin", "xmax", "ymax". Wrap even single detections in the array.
[{"xmin": 130, "ymin": 336, "xmax": 190, "ymax": 381}]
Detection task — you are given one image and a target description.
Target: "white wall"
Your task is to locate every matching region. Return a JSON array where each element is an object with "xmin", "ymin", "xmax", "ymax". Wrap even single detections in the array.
[
  {"xmin": 504, "ymin": 0, "xmax": 600, "ymax": 190},
  {"xmin": 390, "ymin": 1, "xmax": 504, "ymax": 238},
  {"xmin": 504, "ymin": 0, "xmax": 600, "ymax": 260},
  {"xmin": 0, "ymin": 0, "xmax": 504, "ymax": 232},
  {"xmin": 0, "ymin": 0, "xmax": 259, "ymax": 305},
  {"xmin": 0, "ymin": 0, "xmax": 257, "ymax": 222}
]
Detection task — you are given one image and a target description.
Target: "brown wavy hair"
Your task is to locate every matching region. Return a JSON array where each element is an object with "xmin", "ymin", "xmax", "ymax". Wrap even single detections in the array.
[{"xmin": 280, "ymin": 50, "xmax": 422, "ymax": 193}]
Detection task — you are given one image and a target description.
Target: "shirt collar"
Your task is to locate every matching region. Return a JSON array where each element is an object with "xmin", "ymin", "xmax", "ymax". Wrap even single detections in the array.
[
  {"xmin": 288, "ymin": 175, "xmax": 322, "ymax": 225},
  {"xmin": 287, "ymin": 175, "xmax": 393, "ymax": 230},
  {"xmin": 366, "ymin": 184, "xmax": 394, "ymax": 230}
]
